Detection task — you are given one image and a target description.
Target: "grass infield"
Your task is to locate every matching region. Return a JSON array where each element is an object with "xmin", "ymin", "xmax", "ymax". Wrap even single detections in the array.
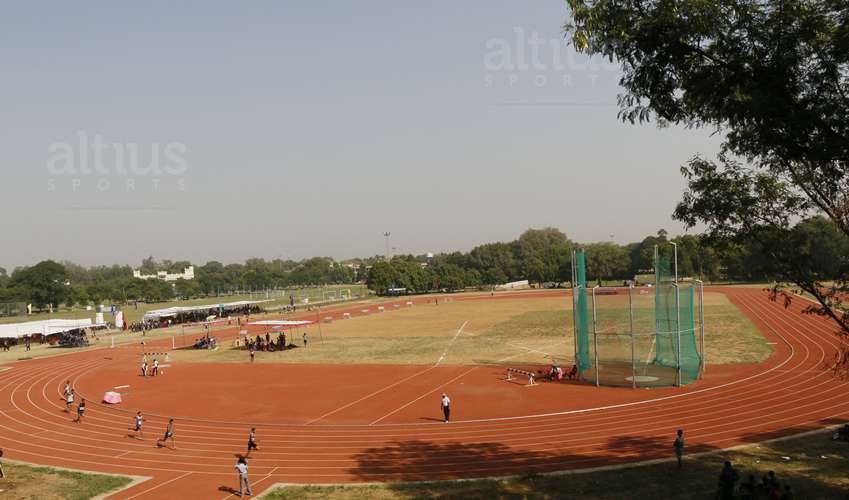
[
  {"xmin": 170, "ymin": 292, "xmax": 771, "ymax": 366},
  {"xmin": 0, "ymin": 461, "xmax": 133, "ymax": 500}
]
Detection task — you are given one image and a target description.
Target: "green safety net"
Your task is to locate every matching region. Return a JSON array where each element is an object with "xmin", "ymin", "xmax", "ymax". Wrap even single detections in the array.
[
  {"xmin": 572, "ymin": 245, "xmax": 702, "ymax": 387},
  {"xmin": 573, "ymin": 250, "xmax": 592, "ymax": 372}
]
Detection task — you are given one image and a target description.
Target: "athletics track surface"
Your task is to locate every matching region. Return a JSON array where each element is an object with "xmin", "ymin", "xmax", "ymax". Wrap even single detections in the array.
[{"xmin": 0, "ymin": 287, "xmax": 846, "ymax": 499}]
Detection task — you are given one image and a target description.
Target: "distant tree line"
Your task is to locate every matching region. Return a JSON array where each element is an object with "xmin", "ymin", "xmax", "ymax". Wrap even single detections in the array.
[
  {"xmin": 1, "ymin": 216, "xmax": 846, "ymax": 308},
  {"xmin": 0, "ymin": 256, "xmax": 358, "ymax": 311},
  {"xmin": 366, "ymin": 219, "xmax": 849, "ymax": 295}
]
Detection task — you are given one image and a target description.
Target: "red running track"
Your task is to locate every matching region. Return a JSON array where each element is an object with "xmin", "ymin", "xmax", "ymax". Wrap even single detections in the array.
[{"xmin": 0, "ymin": 288, "xmax": 847, "ymax": 499}]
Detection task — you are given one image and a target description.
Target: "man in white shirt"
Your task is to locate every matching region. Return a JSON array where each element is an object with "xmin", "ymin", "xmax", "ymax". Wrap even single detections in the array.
[
  {"xmin": 441, "ymin": 393, "xmax": 451, "ymax": 423},
  {"xmin": 235, "ymin": 456, "xmax": 252, "ymax": 497}
]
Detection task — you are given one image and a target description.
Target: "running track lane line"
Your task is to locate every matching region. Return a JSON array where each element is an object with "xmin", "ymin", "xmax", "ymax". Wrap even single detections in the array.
[
  {"xmin": 305, "ymin": 365, "xmax": 443, "ymax": 425},
  {"xmin": 124, "ymin": 471, "xmax": 193, "ymax": 499},
  {"xmin": 435, "ymin": 320, "xmax": 468, "ymax": 366},
  {"xmin": 369, "ymin": 366, "xmax": 479, "ymax": 425}
]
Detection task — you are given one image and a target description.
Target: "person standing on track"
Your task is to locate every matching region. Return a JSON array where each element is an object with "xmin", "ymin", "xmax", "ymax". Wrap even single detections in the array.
[
  {"xmin": 235, "ymin": 456, "xmax": 252, "ymax": 498},
  {"xmin": 152, "ymin": 358, "xmax": 159, "ymax": 377},
  {"xmin": 141, "ymin": 359, "xmax": 148, "ymax": 378},
  {"xmin": 246, "ymin": 427, "xmax": 258, "ymax": 455},
  {"xmin": 157, "ymin": 418, "xmax": 176, "ymax": 449},
  {"xmin": 131, "ymin": 411, "xmax": 144, "ymax": 438},
  {"xmin": 74, "ymin": 399, "xmax": 86, "ymax": 423},
  {"xmin": 250, "ymin": 347, "xmax": 255, "ymax": 363},
  {"xmin": 674, "ymin": 429, "xmax": 685, "ymax": 468},
  {"xmin": 441, "ymin": 393, "xmax": 451, "ymax": 423}
]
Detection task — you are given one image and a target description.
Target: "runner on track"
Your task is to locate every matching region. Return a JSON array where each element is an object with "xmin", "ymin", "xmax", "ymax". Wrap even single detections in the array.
[
  {"xmin": 65, "ymin": 388, "xmax": 75, "ymax": 412},
  {"xmin": 247, "ymin": 427, "xmax": 258, "ymax": 455},
  {"xmin": 130, "ymin": 411, "xmax": 144, "ymax": 438},
  {"xmin": 74, "ymin": 399, "xmax": 86, "ymax": 423},
  {"xmin": 157, "ymin": 418, "xmax": 176, "ymax": 449}
]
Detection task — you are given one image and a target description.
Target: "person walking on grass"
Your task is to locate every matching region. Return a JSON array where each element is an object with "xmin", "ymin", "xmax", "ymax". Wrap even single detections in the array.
[
  {"xmin": 302, "ymin": 332, "xmax": 308, "ymax": 348},
  {"xmin": 74, "ymin": 399, "xmax": 86, "ymax": 423},
  {"xmin": 441, "ymin": 393, "xmax": 451, "ymax": 423},
  {"xmin": 130, "ymin": 411, "xmax": 144, "ymax": 438},
  {"xmin": 246, "ymin": 428, "xmax": 258, "ymax": 455},
  {"xmin": 235, "ymin": 455, "xmax": 252, "ymax": 498},
  {"xmin": 673, "ymin": 429, "xmax": 685, "ymax": 468},
  {"xmin": 157, "ymin": 419, "xmax": 176, "ymax": 449},
  {"xmin": 249, "ymin": 347, "xmax": 255, "ymax": 363}
]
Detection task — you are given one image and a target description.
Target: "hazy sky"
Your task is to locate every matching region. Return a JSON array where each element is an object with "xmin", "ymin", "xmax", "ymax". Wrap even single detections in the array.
[{"xmin": 0, "ymin": 1, "xmax": 722, "ymax": 270}]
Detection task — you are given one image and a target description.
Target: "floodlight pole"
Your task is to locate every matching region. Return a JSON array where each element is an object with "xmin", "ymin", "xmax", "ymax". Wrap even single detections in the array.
[
  {"xmin": 696, "ymin": 279, "xmax": 705, "ymax": 377},
  {"xmin": 670, "ymin": 242, "xmax": 678, "ymax": 283},
  {"xmin": 592, "ymin": 285, "xmax": 600, "ymax": 387},
  {"xmin": 674, "ymin": 282, "xmax": 682, "ymax": 387},
  {"xmin": 629, "ymin": 284, "xmax": 636, "ymax": 389}
]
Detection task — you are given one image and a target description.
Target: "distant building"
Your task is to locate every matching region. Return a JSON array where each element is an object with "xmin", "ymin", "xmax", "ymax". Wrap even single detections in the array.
[{"xmin": 133, "ymin": 265, "xmax": 195, "ymax": 281}]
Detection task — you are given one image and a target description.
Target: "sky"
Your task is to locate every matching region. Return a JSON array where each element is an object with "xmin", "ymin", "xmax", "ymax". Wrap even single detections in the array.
[{"xmin": 0, "ymin": 1, "xmax": 722, "ymax": 270}]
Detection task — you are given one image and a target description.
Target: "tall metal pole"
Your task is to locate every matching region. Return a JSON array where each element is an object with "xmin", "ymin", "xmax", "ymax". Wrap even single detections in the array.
[
  {"xmin": 696, "ymin": 279, "xmax": 705, "ymax": 377},
  {"xmin": 629, "ymin": 284, "xmax": 636, "ymax": 389},
  {"xmin": 571, "ymin": 250, "xmax": 579, "ymax": 368},
  {"xmin": 383, "ymin": 232, "xmax": 391, "ymax": 262},
  {"xmin": 674, "ymin": 282, "xmax": 681, "ymax": 387},
  {"xmin": 592, "ymin": 285, "xmax": 599, "ymax": 387},
  {"xmin": 670, "ymin": 242, "xmax": 678, "ymax": 283}
]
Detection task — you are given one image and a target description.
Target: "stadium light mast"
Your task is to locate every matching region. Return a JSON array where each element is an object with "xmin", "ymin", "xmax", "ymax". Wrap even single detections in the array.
[{"xmin": 383, "ymin": 232, "xmax": 391, "ymax": 262}]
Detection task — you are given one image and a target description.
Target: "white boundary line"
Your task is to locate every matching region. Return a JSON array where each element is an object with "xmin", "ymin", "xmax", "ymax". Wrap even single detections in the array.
[
  {"xmin": 435, "ymin": 321, "xmax": 468, "ymax": 366},
  {"xmin": 124, "ymin": 471, "xmax": 192, "ymax": 499}
]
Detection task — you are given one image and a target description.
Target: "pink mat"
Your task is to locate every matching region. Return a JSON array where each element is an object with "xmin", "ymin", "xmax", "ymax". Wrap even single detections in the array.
[{"xmin": 102, "ymin": 391, "xmax": 122, "ymax": 404}]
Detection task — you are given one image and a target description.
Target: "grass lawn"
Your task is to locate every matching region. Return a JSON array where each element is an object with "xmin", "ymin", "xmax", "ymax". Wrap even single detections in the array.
[
  {"xmin": 263, "ymin": 430, "xmax": 849, "ymax": 500},
  {"xmin": 171, "ymin": 292, "xmax": 770, "ymax": 366},
  {"xmin": 0, "ymin": 461, "xmax": 133, "ymax": 500}
]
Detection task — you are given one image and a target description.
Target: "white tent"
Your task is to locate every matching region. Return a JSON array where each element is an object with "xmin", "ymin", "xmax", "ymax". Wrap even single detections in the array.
[
  {"xmin": 0, "ymin": 319, "xmax": 98, "ymax": 339},
  {"xmin": 143, "ymin": 300, "xmax": 270, "ymax": 320}
]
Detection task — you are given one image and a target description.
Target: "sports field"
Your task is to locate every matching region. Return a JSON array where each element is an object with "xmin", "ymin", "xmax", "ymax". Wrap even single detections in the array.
[
  {"xmin": 170, "ymin": 290, "xmax": 770, "ymax": 366},
  {"xmin": 0, "ymin": 287, "xmax": 845, "ymax": 499}
]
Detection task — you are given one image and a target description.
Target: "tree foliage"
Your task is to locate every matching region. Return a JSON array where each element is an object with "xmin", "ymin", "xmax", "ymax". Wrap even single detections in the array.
[{"xmin": 565, "ymin": 0, "xmax": 849, "ymax": 366}]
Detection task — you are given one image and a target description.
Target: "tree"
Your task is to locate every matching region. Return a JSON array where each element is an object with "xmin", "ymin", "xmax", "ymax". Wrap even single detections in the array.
[
  {"xmin": 11, "ymin": 260, "xmax": 69, "ymax": 310},
  {"xmin": 366, "ymin": 261, "xmax": 399, "ymax": 295},
  {"xmin": 583, "ymin": 242, "xmax": 630, "ymax": 283},
  {"xmin": 566, "ymin": 0, "xmax": 849, "ymax": 358}
]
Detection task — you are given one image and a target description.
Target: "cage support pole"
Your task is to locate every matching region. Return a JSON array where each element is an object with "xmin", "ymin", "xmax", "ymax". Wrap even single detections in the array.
[
  {"xmin": 592, "ymin": 285, "xmax": 599, "ymax": 387},
  {"xmin": 696, "ymin": 279, "xmax": 705, "ymax": 377},
  {"xmin": 571, "ymin": 250, "xmax": 579, "ymax": 374},
  {"xmin": 674, "ymin": 283, "xmax": 681, "ymax": 387},
  {"xmin": 629, "ymin": 284, "xmax": 636, "ymax": 389}
]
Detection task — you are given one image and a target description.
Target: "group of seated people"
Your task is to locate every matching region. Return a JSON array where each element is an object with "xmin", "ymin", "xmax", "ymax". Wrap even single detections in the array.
[
  {"xmin": 245, "ymin": 333, "xmax": 289, "ymax": 352},
  {"xmin": 193, "ymin": 335, "xmax": 217, "ymax": 349},
  {"xmin": 546, "ymin": 364, "xmax": 579, "ymax": 381}
]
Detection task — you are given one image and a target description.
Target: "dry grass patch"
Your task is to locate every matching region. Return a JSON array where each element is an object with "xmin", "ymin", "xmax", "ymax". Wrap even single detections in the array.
[{"xmin": 0, "ymin": 462, "xmax": 132, "ymax": 500}]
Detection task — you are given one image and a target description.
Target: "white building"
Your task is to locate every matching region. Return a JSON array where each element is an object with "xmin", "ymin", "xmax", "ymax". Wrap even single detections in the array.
[{"xmin": 133, "ymin": 265, "xmax": 195, "ymax": 281}]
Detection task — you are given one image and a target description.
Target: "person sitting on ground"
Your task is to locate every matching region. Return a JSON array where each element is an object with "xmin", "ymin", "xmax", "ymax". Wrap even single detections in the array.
[
  {"xmin": 739, "ymin": 473, "xmax": 757, "ymax": 500},
  {"xmin": 567, "ymin": 364, "xmax": 578, "ymax": 380}
]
